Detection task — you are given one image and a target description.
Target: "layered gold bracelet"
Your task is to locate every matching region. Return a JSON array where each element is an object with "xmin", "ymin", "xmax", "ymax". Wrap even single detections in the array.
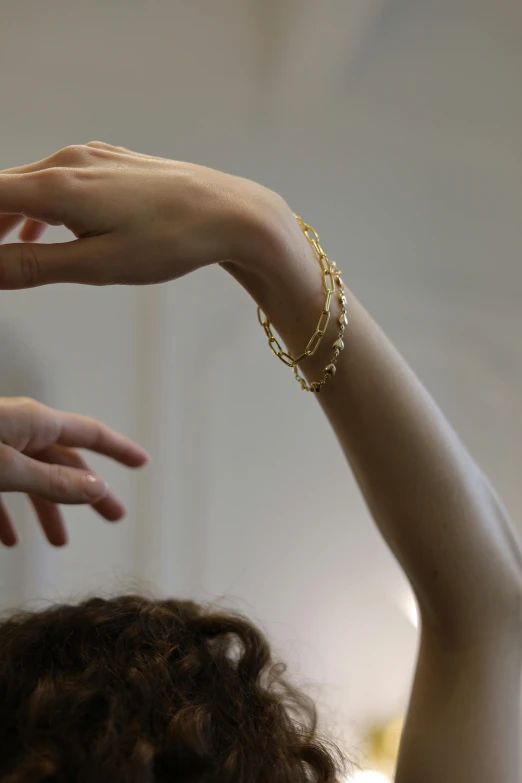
[{"xmin": 257, "ymin": 214, "xmax": 347, "ymax": 393}]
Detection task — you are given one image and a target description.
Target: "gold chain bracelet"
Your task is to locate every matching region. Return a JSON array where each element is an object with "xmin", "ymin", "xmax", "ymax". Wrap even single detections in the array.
[{"xmin": 257, "ymin": 214, "xmax": 348, "ymax": 393}]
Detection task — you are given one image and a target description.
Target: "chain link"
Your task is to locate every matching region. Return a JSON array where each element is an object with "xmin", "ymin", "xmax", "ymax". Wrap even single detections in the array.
[{"xmin": 257, "ymin": 214, "xmax": 348, "ymax": 392}]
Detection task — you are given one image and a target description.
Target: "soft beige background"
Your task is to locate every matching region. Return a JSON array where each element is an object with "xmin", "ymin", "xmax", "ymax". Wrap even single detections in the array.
[{"xmin": 1, "ymin": 0, "xmax": 521, "ymax": 775}]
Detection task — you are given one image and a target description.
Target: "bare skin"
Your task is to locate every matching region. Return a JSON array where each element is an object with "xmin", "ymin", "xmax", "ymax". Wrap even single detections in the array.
[
  {"xmin": 0, "ymin": 142, "xmax": 520, "ymax": 781},
  {"xmin": 0, "ymin": 397, "xmax": 149, "ymax": 546}
]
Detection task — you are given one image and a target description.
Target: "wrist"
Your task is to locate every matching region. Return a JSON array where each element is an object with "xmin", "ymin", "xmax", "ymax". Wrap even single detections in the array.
[
  {"xmin": 224, "ymin": 188, "xmax": 342, "ymax": 378},
  {"xmin": 226, "ymin": 183, "xmax": 321, "ymax": 303},
  {"xmin": 226, "ymin": 182, "xmax": 296, "ymax": 272}
]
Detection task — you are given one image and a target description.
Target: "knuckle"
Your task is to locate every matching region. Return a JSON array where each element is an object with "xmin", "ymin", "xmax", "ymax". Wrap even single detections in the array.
[
  {"xmin": 53, "ymin": 143, "xmax": 91, "ymax": 164},
  {"xmin": 83, "ymin": 147, "xmax": 112, "ymax": 163},
  {"xmin": 87, "ymin": 140, "xmax": 130, "ymax": 155},
  {"xmin": 17, "ymin": 243, "xmax": 41, "ymax": 288}
]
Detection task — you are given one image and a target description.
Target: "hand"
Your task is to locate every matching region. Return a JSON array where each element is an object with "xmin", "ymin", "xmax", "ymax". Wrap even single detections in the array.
[
  {"xmin": 0, "ymin": 141, "xmax": 282, "ymax": 288},
  {"xmin": 0, "ymin": 397, "xmax": 149, "ymax": 546}
]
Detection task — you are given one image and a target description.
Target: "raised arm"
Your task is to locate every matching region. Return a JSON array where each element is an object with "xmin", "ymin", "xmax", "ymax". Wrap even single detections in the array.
[
  {"xmin": 230, "ymin": 203, "xmax": 522, "ymax": 630},
  {"xmin": 0, "ymin": 144, "xmax": 520, "ymax": 781},
  {"xmin": 226, "ymin": 200, "xmax": 522, "ymax": 783}
]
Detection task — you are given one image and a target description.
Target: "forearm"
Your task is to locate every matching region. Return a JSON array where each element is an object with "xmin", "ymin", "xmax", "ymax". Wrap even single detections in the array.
[
  {"xmin": 228, "ymin": 194, "xmax": 522, "ymax": 634},
  {"xmin": 307, "ymin": 288, "xmax": 521, "ymax": 629}
]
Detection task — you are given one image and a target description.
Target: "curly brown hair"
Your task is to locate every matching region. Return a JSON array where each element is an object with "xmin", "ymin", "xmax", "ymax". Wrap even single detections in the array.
[{"xmin": 0, "ymin": 595, "xmax": 349, "ymax": 783}]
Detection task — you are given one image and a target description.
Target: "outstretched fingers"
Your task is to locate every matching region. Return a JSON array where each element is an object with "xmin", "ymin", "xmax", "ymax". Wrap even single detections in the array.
[
  {"xmin": 0, "ymin": 444, "xmax": 108, "ymax": 505},
  {"xmin": 56, "ymin": 413, "xmax": 150, "ymax": 467},
  {"xmin": 35, "ymin": 445, "xmax": 127, "ymax": 522}
]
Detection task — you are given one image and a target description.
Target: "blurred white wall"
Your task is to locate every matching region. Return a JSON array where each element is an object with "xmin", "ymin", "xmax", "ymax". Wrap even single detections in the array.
[{"xmin": 0, "ymin": 0, "xmax": 521, "ymax": 765}]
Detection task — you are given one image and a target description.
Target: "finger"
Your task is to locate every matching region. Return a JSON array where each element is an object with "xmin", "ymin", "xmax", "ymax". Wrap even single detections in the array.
[
  {"xmin": 0, "ymin": 168, "xmax": 81, "ymax": 226},
  {"xmin": 0, "ymin": 154, "xmax": 58, "ymax": 175},
  {"xmin": 1, "ymin": 444, "xmax": 109, "ymax": 504},
  {"xmin": 0, "ymin": 214, "xmax": 23, "ymax": 241},
  {"xmin": 57, "ymin": 413, "xmax": 150, "ymax": 467},
  {"xmin": 28, "ymin": 496, "xmax": 68, "ymax": 547},
  {"xmin": 0, "ymin": 144, "xmax": 95, "ymax": 176},
  {"xmin": 0, "ymin": 495, "xmax": 18, "ymax": 547},
  {"xmin": 0, "ymin": 234, "xmax": 116, "ymax": 289},
  {"xmin": 1, "ymin": 143, "xmax": 165, "ymax": 183},
  {"xmin": 19, "ymin": 219, "xmax": 48, "ymax": 243},
  {"xmin": 36, "ymin": 445, "xmax": 127, "ymax": 521}
]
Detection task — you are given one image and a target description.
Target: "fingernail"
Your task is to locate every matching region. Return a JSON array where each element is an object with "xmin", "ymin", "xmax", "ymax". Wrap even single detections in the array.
[{"xmin": 84, "ymin": 473, "xmax": 108, "ymax": 500}]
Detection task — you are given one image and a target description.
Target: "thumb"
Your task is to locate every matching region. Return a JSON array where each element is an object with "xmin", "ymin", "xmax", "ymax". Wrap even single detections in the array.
[
  {"xmin": 0, "ymin": 447, "xmax": 109, "ymax": 504},
  {"xmin": 0, "ymin": 234, "xmax": 113, "ymax": 289}
]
